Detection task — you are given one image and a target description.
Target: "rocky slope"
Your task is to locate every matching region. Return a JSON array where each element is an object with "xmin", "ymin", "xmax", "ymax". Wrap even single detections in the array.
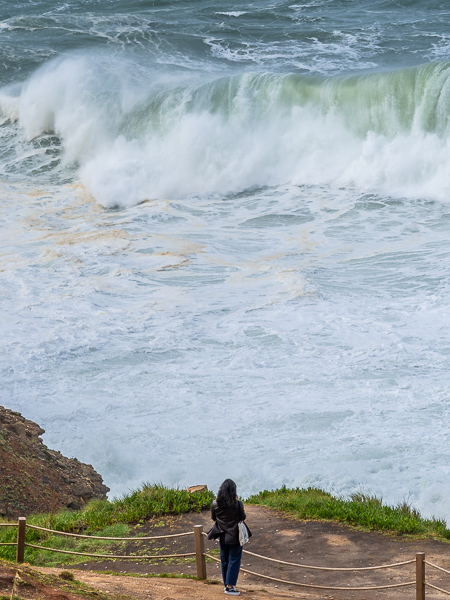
[{"xmin": 0, "ymin": 406, "xmax": 109, "ymax": 517}]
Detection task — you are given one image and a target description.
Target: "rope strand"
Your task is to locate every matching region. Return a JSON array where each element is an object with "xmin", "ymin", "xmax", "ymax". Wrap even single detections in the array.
[
  {"xmin": 27, "ymin": 525, "xmax": 192, "ymax": 541},
  {"xmin": 204, "ymin": 554, "xmax": 415, "ymax": 592},
  {"xmin": 425, "ymin": 561, "xmax": 450, "ymax": 576},
  {"xmin": 243, "ymin": 549, "xmax": 414, "ymax": 571},
  {"xmin": 25, "ymin": 543, "xmax": 195, "ymax": 560},
  {"xmin": 426, "ymin": 583, "xmax": 450, "ymax": 596}
]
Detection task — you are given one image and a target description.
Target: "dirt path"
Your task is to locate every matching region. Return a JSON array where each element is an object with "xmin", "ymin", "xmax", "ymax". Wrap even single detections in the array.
[
  {"xmin": 11, "ymin": 506, "xmax": 450, "ymax": 600},
  {"xmin": 50, "ymin": 569, "xmax": 320, "ymax": 600}
]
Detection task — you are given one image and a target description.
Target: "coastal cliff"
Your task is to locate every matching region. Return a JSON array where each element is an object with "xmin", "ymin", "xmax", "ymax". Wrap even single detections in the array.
[{"xmin": 0, "ymin": 407, "xmax": 109, "ymax": 517}]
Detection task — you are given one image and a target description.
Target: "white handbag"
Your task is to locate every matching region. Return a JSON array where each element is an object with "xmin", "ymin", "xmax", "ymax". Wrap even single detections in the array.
[{"xmin": 238, "ymin": 521, "xmax": 250, "ymax": 546}]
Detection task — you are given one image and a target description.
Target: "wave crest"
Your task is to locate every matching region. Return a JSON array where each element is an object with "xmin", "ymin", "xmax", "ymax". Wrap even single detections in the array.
[{"xmin": 2, "ymin": 56, "xmax": 450, "ymax": 206}]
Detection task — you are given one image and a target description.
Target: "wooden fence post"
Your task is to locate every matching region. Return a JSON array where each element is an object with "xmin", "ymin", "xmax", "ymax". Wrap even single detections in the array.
[
  {"xmin": 16, "ymin": 517, "xmax": 26, "ymax": 563},
  {"xmin": 194, "ymin": 525, "xmax": 207, "ymax": 580},
  {"xmin": 416, "ymin": 552, "xmax": 425, "ymax": 600}
]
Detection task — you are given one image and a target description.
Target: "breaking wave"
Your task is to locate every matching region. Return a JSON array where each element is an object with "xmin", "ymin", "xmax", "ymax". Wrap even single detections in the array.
[{"xmin": 2, "ymin": 54, "xmax": 450, "ymax": 206}]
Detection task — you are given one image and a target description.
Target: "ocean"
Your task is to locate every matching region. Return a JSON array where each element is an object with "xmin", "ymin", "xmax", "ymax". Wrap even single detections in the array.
[{"xmin": 1, "ymin": 0, "xmax": 450, "ymax": 521}]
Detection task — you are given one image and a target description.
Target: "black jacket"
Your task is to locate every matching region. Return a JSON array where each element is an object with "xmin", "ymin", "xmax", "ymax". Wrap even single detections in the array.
[{"xmin": 209, "ymin": 499, "xmax": 246, "ymax": 545}]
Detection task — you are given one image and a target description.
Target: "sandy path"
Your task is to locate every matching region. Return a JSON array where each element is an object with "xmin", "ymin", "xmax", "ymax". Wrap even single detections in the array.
[{"xmin": 66, "ymin": 570, "xmax": 316, "ymax": 600}]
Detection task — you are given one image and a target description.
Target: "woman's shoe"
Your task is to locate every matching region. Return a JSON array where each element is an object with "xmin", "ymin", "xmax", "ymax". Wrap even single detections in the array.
[{"xmin": 224, "ymin": 586, "xmax": 240, "ymax": 595}]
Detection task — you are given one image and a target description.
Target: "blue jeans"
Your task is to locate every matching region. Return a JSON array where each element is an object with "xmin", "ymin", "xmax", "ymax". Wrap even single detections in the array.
[{"xmin": 219, "ymin": 538, "xmax": 243, "ymax": 587}]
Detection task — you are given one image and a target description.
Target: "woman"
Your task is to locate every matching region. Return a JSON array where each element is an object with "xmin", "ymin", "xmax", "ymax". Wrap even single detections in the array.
[{"xmin": 209, "ymin": 479, "xmax": 247, "ymax": 596}]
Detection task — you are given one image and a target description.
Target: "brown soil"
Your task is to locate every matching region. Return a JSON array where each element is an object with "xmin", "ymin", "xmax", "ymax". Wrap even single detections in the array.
[{"xmin": 3, "ymin": 505, "xmax": 449, "ymax": 600}]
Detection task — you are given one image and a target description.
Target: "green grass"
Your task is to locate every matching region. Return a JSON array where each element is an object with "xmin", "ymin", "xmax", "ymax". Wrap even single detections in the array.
[
  {"xmin": 2, "ymin": 483, "xmax": 450, "ymax": 571},
  {"xmin": 0, "ymin": 483, "xmax": 214, "ymax": 565},
  {"xmin": 246, "ymin": 486, "xmax": 450, "ymax": 538}
]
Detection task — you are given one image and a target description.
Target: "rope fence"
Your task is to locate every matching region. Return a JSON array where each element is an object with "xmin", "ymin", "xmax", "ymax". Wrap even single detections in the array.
[
  {"xmin": 243, "ymin": 548, "xmax": 415, "ymax": 571},
  {"xmin": 426, "ymin": 584, "xmax": 450, "ymax": 597},
  {"xmin": 427, "ymin": 561, "xmax": 450, "ymax": 576},
  {"xmin": 1, "ymin": 517, "xmax": 450, "ymax": 598},
  {"xmin": 24, "ymin": 543, "xmax": 195, "ymax": 560},
  {"xmin": 0, "ymin": 523, "xmax": 17, "ymax": 546},
  {"xmin": 204, "ymin": 551, "xmax": 416, "ymax": 591},
  {"xmin": 27, "ymin": 524, "xmax": 193, "ymax": 541},
  {"xmin": 0, "ymin": 523, "xmax": 21, "ymax": 547}
]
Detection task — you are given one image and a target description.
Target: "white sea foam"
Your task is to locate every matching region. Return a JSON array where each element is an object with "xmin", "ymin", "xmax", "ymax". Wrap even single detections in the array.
[
  {"xmin": 2, "ymin": 27, "xmax": 450, "ymax": 523},
  {"xmin": 3, "ymin": 55, "xmax": 450, "ymax": 209},
  {"xmin": 215, "ymin": 11, "xmax": 247, "ymax": 17},
  {"xmin": 1, "ymin": 175, "xmax": 450, "ymax": 521}
]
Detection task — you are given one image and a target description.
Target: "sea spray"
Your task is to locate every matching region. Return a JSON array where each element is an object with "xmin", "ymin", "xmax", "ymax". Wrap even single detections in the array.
[
  {"xmin": 3, "ymin": 0, "xmax": 450, "ymax": 523},
  {"xmin": 3, "ymin": 57, "xmax": 450, "ymax": 205}
]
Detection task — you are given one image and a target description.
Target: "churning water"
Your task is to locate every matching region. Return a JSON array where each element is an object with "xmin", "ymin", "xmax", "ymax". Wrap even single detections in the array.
[{"xmin": 1, "ymin": 0, "xmax": 450, "ymax": 520}]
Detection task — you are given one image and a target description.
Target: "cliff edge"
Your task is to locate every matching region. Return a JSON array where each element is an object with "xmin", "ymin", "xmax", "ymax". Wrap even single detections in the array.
[{"xmin": 0, "ymin": 406, "xmax": 109, "ymax": 517}]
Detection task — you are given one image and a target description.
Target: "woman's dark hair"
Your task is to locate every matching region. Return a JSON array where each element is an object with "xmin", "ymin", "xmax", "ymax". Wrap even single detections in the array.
[{"xmin": 216, "ymin": 479, "xmax": 237, "ymax": 509}]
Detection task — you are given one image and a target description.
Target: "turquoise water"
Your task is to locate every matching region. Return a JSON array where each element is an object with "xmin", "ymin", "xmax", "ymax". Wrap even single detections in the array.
[{"xmin": 1, "ymin": 1, "xmax": 450, "ymax": 520}]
